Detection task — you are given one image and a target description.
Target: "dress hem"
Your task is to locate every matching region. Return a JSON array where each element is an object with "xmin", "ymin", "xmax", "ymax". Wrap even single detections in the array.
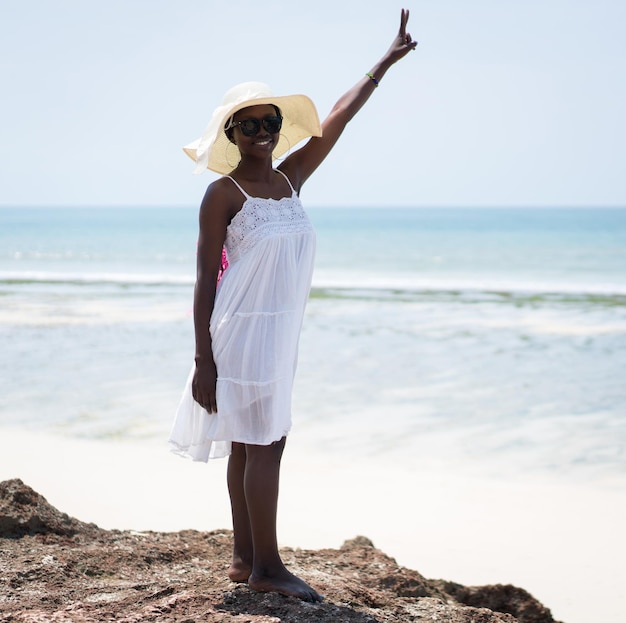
[{"xmin": 168, "ymin": 426, "xmax": 292, "ymax": 462}]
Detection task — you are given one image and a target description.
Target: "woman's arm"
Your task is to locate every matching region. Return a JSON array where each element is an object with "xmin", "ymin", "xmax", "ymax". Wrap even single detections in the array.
[
  {"xmin": 281, "ymin": 8, "xmax": 417, "ymax": 190},
  {"xmin": 191, "ymin": 182, "xmax": 232, "ymax": 413}
]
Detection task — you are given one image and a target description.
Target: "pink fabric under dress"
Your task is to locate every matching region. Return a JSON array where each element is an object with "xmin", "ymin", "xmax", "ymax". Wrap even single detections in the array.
[{"xmin": 169, "ymin": 170, "xmax": 316, "ymax": 461}]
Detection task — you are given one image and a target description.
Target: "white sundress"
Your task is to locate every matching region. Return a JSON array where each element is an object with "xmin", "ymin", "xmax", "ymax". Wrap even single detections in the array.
[{"xmin": 169, "ymin": 169, "xmax": 316, "ymax": 461}]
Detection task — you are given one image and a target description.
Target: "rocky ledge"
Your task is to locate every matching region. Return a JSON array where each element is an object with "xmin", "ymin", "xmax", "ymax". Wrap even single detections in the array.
[{"xmin": 0, "ymin": 479, "xmax": 561, "ymax": 623}]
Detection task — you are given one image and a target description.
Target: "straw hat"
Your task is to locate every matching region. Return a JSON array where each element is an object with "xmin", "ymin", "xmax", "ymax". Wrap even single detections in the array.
[{"xmin": 183, "ymin": 82, "xmax": 322, "ymax": 175}]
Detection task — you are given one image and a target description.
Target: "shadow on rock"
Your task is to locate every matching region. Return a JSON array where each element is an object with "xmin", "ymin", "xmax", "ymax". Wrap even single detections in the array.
[{"xmin": 216, "ymin": 584, "xmax": 382, "ymax": 623}]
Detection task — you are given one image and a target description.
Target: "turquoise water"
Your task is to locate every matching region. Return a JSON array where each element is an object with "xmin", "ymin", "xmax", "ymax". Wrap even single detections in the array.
[
  {"xmin": 3, "ymin": 206, "xmax": 625, "ymax": 292},
  {"xmin": 1, "ymin": 206, "xmax": 625, "ymax": 482}
]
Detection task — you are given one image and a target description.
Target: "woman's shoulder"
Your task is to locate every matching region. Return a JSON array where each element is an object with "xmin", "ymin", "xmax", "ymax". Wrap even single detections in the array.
[
  {"xmin": 207, "ymin": 175, "xmax": 239, "ymax": 195},
  {"xmin": 200, "ymin": 176, "xmax": 243, "ymax": 219}
]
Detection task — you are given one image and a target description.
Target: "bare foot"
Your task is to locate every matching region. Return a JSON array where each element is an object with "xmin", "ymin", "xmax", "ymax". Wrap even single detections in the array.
[
  {"xmin": 249, "ymin": 567, "xmax": 323, "ymax": 602},
  {"xmin": 227, "ymin": 556, "xmax": 252, "ymax": 583}
]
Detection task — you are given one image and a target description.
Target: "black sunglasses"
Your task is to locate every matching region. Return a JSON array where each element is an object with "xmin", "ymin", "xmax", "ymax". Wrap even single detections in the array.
[{"xmin": 227, "ymin": 115, "xmax": 283, "ymax": 137}]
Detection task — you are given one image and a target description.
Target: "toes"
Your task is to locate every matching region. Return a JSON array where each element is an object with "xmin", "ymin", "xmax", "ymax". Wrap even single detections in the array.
[{"xmin": 305, "ymin": 588, "xmax": 323, "ymax": 602}]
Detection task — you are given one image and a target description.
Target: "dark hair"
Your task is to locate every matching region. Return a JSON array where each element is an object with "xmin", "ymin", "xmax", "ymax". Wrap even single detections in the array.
[{"xmin": 224, "ymin": 104, "xmax": 282, "ymax": 143}]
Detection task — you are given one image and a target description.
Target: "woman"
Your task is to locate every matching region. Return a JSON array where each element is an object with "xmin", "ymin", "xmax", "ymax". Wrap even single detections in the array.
[{"xmin": 170, "ymin": 8, "xmax": 417, "ymax": 602}]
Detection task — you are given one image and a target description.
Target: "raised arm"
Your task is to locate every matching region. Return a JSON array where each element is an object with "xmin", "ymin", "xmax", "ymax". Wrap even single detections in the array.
[{"xmin": 281, "ymin": 8, "xmax": 417, "ymax": 191}]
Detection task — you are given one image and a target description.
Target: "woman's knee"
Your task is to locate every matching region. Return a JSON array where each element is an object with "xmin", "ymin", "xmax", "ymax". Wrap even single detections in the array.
[{"xmin": 245, "ymin": 437, "xmax": 286, "ymax": 464}]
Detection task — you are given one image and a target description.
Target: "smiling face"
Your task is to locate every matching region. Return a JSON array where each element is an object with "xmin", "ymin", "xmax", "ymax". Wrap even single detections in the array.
[{"xmin": 227, "ymin": 104, "xmax": 282, "ymax": 157}]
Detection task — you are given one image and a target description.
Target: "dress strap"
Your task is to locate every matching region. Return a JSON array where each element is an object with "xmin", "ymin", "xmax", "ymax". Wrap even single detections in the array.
[
  {"xmin": 225, "ymin": 170, "xmax": 296, "ymax": 199},
  {"xmin": 224, "ymin": 175, "xmax": 251, "ymax": 200},
  {"xmin": 276, "ymin": 169, "xmax": 297, "ymax": 196}
]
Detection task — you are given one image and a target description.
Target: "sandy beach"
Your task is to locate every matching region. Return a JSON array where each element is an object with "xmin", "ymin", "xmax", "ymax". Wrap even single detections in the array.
[{"xmin": 1, "ymin": 427, "xmax": 624, "ymax": 623}]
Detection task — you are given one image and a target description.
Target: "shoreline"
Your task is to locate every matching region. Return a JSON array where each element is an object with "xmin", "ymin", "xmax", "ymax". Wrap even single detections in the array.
[{"xmin": 1, "ymin": 428, "xmax": 624, "ymax": 623}]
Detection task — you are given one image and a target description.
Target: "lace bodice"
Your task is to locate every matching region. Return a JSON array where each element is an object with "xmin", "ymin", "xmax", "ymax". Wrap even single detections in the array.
[{"xmin": 224, "ymin": 177, "xmax": 314, "ymax": 263}]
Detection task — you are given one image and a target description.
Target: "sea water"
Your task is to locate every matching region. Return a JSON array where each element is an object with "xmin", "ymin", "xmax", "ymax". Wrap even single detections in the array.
[{"xmin": 1, "ymin": 206, "xmax": 625, "ymax": 484}]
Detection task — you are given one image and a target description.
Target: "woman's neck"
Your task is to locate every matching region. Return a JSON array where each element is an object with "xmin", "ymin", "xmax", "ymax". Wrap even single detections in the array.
[{"xmin": 231, "ymin": 157, "xmax": 276, "ymax": 184}]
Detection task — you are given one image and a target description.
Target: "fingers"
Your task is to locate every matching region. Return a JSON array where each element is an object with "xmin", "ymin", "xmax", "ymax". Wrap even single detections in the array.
[
  {"xmin": 200, "ymin": 396, "xmax": 217, "ymax": 413},
  {"xmin": 192, "ymin": 386, "xmax": 218, "ymax": 413},
  {"xmin": 399, "ymin": 8, "xmax": 408, "ymax": 37},
  {"xmin": 202, "ymin": 392, "xmax": 217, "ymax": 413},
  {"xmin": 208, "ymin": 394, "xmax": 218, "ymax": 413},
  {"xmin": 192, "ymin": 363, "xmax": 218, "ymax": 412},
  {"xmin": 403, "ymin": 30, "xmax": 417, "ymax": 51},
  {"xmin": 398, "ymin": 8, "xmax": 417, "ymax": 51}
]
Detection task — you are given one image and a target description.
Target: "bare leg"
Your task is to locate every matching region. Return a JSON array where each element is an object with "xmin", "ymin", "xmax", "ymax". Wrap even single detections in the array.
[
  {"xmin": 244, "ymin": 437, "xmax": 322, "ymax": 602},
  {"xmin": 227, "ymin": 441, "xmax": 253, "ymax": 582}
]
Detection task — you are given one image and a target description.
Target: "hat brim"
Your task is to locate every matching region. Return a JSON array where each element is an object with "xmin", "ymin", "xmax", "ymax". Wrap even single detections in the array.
[{"xmin": 183, "ymin": 94, "xmax": 322, "ymax": 175}]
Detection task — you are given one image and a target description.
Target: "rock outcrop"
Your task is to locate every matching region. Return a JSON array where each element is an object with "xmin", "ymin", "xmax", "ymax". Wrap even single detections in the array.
[{"xmin": 0, "ymin": 479, "xmax": 562, "ymax": 623}]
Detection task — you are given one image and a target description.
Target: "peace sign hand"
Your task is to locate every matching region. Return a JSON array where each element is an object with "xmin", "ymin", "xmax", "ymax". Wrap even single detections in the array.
[{"xmin": 385, "ymin": 8, "xmax": 418, "ymax": 64}]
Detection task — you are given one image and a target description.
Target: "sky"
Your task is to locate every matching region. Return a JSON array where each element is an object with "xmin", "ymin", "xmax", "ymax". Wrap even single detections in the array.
[{"xmin": 1, "ymin": 0, "xmax": 625, "ymax": 208}]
